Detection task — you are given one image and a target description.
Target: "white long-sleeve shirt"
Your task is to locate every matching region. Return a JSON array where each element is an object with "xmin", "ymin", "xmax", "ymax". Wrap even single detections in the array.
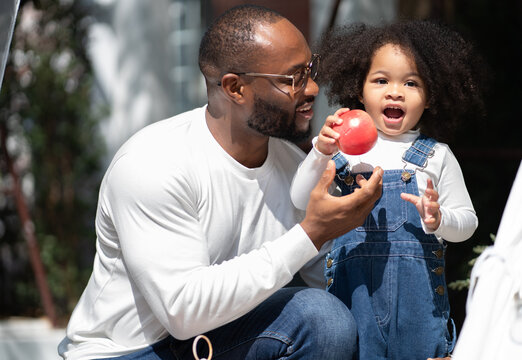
[
  {"xmin": 59, "ymin": 106, "xmax": 324, "ymax": 359},
  {"xmin": 291, "ymin": 129, "xmax": 478, "ymax": 243}
]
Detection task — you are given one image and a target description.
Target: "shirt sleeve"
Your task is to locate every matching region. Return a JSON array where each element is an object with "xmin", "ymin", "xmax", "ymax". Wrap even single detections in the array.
[
  {"xmin": 299, "ymin": 240, "xmax": 333, "ymax": 288},
  {"xmin": 429, "ymin": 145, "xmax": 478, "ymax": 242},
  {"xmin": 103, "ymin": 153, "xmax": 319, "ymax": 340},
  {"xmin": 290, "ymin": 140, "xmax": 333, "ymax": 210}
]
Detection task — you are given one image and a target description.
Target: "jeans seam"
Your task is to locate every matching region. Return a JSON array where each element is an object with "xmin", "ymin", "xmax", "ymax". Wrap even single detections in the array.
[
  {"xmin": 258, "ymin": 330, "xmax": 293, "ymax": 345},
  {"xmin": 198, "ymin": 331, "xmax": 294, "ymax": 359}
]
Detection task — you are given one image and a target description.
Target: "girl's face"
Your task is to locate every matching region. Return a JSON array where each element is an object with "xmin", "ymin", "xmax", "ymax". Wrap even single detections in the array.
[{"xmin": 360, "ymin": 44, "xmax": 428, "ymax": 137}]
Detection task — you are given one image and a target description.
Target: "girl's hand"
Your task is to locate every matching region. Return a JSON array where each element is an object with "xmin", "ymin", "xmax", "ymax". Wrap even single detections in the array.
[
  {"xmin": 400, "ymin": 178, "xmax": 441, "ymax": 231},
  {"xmin": 316, "ymin": 108, "xmax": 350, "ymax": 155}
]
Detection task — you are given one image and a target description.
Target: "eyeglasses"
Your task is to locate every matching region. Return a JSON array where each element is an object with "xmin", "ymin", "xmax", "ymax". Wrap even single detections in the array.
[{"xmin": 218, "ymin": 54, "xmax": 320, "ymax": 95}]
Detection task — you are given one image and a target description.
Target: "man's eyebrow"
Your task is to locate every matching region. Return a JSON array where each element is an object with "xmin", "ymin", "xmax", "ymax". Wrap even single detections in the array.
[
  {"xmin": 286, "ymin": 63, "xmax": 305, "ymax": 74},
  {"xmin": 284, "ymin": 56, "xmax": 312, "ymax": 74}
]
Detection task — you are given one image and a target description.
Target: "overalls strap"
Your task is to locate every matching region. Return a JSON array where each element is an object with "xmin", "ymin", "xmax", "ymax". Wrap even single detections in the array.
[
  {"xmin": 333, "ymin": 152, "xmax": 357, "ymax": 187},
  {"xmin": 333, "ymin": 152, "xmax": 349, "ymax": 171},
  {"xmin": 402, "ymin": 134, "xmax": 437, "ymax": 168}
]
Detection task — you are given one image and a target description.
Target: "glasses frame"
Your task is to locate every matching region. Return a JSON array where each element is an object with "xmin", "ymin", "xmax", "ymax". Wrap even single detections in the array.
[{"xmin": 218, "ymin": 54, "xmax": 320, "ymax": 94}]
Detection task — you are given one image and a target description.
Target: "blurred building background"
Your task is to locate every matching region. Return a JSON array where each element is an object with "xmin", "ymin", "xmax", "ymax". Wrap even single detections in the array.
[
  {"xmin": 0, "ymin": 0, "xmax": 521, "ymax": 359},
  {"xmin": 85, "ymin": 0, "xmax": 397, "ymax": 160}
]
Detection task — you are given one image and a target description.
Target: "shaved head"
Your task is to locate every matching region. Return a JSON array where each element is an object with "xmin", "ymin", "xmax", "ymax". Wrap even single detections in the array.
[{"xmin": 198, "ymin": 5, "xmax": 285, "ymax": 86}]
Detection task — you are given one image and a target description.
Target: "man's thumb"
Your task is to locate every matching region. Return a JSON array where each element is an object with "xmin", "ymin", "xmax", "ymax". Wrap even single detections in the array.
[{"xmin": 317, "ymin": 160, "xmax": 335, "ymax": 191}]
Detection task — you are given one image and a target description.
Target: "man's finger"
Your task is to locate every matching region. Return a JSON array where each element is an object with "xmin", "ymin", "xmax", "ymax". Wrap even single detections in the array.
[
  {"xmin": 368, "ymin": 166, "xmax": 383, "ymax": 187},
  {"xmin": 316, "ymin": 160, "xmax": 336, "ymax": 193},
  {"xmin": 355, "ymin": 166, "xmax": 383, "ymax": 188}
]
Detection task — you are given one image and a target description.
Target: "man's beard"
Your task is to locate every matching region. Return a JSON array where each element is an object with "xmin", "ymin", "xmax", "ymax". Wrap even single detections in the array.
[{"xmin": 246, "ymin": 96, "xmax": 311, "ymax": 142}]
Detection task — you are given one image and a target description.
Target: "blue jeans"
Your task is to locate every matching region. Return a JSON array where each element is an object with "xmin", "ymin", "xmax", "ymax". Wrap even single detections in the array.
[{"xmin": 105, "ymin": 287, "xmax": 357, "ymax": 359}]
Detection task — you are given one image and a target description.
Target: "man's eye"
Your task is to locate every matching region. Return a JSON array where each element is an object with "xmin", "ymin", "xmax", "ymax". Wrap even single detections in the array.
[
  {"xmin": 280, "ymin": 77, "xmax": 294, "ymax": 86},
  {"xmin": 293, "ymin": 71, "xmax": 306, "ymax": 84}
]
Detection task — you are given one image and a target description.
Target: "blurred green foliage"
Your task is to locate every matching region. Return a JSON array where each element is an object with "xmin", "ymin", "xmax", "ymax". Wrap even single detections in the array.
[
  {"xmin": 0, "ymin": 0, "xmax": 105, "ymax": 323},
  {"xmin": 448, "ymin": 234, "xmax": 495, "ymax": 291}
]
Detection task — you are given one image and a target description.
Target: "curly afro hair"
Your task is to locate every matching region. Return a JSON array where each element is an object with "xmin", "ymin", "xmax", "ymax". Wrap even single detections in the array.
[{"xmin": 316, "ymin": 20, "xmax": 487, "ymax": 141}]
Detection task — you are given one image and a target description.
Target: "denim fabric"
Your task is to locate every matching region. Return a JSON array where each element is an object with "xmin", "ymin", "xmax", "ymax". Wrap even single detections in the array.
[
  {"xmin": 105, "ymin": 287, "xmax": 357, "ymax": 360},
  {"xmin": 328, "ymin": 136, "xmax": 455, "ymax": 359},
  {"xmin": 401, "ymin": 134, "xmax": 437, "ymax": 168}
]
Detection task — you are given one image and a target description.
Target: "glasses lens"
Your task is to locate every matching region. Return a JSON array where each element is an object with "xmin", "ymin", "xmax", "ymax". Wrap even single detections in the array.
[
  {"xmin": 293, "ymin": 55, "xmax": 320, "ymax": 93},
  {"xmin": 292, "ymin": 70, "xmax": 306, "ymax": 92},
  {"xmin": 310, "ymin": 55, "xmax": 319, "ymax": 80}
]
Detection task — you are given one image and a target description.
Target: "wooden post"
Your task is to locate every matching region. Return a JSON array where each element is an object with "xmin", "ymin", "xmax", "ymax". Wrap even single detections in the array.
[{"xmin": 0, "ymin": 122, "xmax": 58, "ymax": 327}]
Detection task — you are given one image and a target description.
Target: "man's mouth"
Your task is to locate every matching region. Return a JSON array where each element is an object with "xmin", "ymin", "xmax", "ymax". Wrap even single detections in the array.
[
  {"xmin": 297, "ymin": 104, "xmax": 313, "ymax": 113},
  {"xmin": 296, "ymin": 102, "xmax": 314, "ymax": 119}
]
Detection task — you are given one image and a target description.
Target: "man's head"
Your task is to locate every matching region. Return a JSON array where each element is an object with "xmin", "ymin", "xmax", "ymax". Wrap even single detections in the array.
[
  {"xmin": 199, "ymin": 5, "xmax": 283, "ymax": 86},
  {"xmin": 199, "ymin": 5, "xmax": 319, "ymax": 142}
]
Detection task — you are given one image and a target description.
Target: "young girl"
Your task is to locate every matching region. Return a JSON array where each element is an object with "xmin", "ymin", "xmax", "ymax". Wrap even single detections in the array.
[{"xmin": 291, "ymin": 21, "xmax": 485, "ymax": 359}]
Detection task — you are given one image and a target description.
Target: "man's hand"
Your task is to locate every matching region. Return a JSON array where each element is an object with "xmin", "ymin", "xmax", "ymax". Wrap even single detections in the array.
[{"xmin": 300, "ymin": 160, "xmax": 383, "ymax": 250}]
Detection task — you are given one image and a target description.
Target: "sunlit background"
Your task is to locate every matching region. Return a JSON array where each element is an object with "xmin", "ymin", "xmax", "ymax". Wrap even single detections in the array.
[{"xmin": 0, "ymin": 0, "xmax": 521, "ymax": 359}]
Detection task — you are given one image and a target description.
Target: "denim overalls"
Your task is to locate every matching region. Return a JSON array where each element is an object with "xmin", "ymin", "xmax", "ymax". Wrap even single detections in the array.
[{"xmin": 325, "ymin": 135, "xmax": 456, "ymax": 359}]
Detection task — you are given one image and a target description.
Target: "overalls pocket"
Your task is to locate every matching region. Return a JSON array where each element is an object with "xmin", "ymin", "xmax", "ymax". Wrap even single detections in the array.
[{"xmin": 353, "ymin": 171, "xmax": 408, "ymax": 232}]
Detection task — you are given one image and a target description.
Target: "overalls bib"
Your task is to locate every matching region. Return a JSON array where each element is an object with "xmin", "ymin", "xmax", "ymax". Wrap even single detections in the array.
[{"xmin": 325, "ymin": 135, "xmax": 456, "ymax": 359}]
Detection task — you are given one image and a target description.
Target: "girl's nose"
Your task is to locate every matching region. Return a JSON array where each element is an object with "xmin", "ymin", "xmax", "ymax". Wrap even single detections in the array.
[{"xmin": 386, "ymin": 84, "xmax": 404, "ymax": 100}]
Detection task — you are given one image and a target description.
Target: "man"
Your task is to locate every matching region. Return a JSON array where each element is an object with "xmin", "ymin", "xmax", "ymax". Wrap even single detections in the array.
[{"xmin": 59, "ymin": 5, "xmax": 383, "ymax": 359}]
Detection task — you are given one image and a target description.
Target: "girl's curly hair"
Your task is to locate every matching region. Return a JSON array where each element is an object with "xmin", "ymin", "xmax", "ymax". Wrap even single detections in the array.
[{"xmin": 316, "ymin": 20, "xmax": 487, "ymax": 141}]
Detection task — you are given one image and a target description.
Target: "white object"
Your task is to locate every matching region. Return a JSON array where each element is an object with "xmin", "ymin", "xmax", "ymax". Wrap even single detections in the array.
[
  {"xmin": 0, "ymin": 318, "xmax": 65, "ymax": 360},
  {"xmin": 0, "ymin": 0, "xmax": 20, "ymax": 88},
  {"xmin": 452, "ymin": 161, "xmax": 522, "ymax": 359}
]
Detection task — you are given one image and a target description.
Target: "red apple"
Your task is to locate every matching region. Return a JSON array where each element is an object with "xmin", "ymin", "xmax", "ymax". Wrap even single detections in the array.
[{"xmin": 331, "ymin": 109, "xmax": 378, "ymax": 155}]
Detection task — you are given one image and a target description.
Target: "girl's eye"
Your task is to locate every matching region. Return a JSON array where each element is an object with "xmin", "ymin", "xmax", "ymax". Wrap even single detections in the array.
[
  {"xmin": 376, "ymin": 79, "xmax": 387, "ymax": 85},
  {"xmin": 405, "ymin": 80, "xmax": 417, "ymax": 87}
]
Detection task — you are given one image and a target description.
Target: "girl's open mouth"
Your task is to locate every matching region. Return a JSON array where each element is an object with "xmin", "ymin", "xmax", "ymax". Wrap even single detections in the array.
[{"xmin": 383, "ymin": 107, "xmax": 404, "ymax": 124}]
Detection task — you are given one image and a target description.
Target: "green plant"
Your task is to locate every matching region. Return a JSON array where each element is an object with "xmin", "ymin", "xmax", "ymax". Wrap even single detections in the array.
[{"xmin": 0, "ymin": 0, "xmax": 105, "ymax": 323}]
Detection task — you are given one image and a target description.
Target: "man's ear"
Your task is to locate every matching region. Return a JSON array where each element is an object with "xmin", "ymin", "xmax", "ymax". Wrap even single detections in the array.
[{"xmin": 220, "ymin": 74, "xmax": 246, "ymax": 104}]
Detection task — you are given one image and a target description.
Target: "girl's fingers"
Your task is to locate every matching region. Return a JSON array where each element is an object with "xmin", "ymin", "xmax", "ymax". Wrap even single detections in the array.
[
  {"xmin": 333, "ymin": 107, "xmax": 350, "ymax": 116},
  {"xmin": 424, "ymin": 179, "xmax": 439, "ymax": 201},
  {"xmin": 325, "ymin": 115, "xmax": 343, "ymax": 127},
  {"xmin": 400, "ymin": 192, "xmax": 418, "ymax": 204},
  {"xmin": 321, "ymin": 126, "xmax": 340, "ymax": 140}
]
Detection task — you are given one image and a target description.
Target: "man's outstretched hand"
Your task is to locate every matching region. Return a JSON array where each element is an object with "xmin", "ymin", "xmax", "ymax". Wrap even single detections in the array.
[{"xmin": 301, "ymin": 160, "xmax": 383, "ymax": 250}]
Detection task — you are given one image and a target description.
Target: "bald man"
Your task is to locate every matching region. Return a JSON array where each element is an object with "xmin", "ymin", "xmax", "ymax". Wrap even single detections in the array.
[{"xmin": 59, "ymin": 5, "xmax": 382, "ymax": 359}]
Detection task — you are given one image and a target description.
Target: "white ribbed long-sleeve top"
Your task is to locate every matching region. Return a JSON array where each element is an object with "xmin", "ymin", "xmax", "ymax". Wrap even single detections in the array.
[{"xmin": 291, "ymin": 129, "xmax": 478, "ymax": 243}]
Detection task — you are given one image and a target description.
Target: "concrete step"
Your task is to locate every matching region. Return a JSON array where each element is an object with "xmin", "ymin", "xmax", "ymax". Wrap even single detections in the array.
[{"xmin": 0, "ymin": 317, "xmax": 65, "ymax": 360}]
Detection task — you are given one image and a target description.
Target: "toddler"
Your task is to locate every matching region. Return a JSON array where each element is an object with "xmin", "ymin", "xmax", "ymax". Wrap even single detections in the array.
[{"xmin": 291, "ymin": 20, "xmax": 485, "ymax": 359}]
